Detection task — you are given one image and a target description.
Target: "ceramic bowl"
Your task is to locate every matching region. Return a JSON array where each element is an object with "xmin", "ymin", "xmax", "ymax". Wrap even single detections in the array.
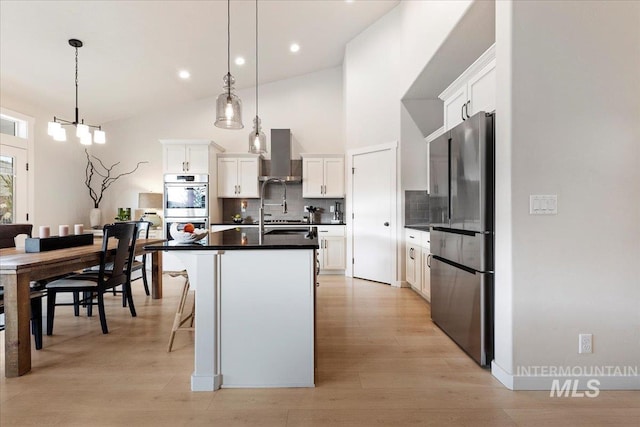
[{"xmin": 169, "ymin": 222, "xmax": 208, "ymax": 244}]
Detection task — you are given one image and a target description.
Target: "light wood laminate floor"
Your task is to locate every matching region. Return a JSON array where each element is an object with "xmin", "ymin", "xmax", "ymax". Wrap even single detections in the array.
[{"xmin": 1, "ymin": 275, "xmax": 639, "ymax": 426}]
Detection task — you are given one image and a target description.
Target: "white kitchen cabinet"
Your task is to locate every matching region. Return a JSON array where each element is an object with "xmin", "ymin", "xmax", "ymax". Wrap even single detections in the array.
[
  {"xmin": 301, "ymin": 154, "xmax": 345, "ymax": 198},
  {"xmin": 317, "ymin": 225, "xmax": 346, "ymax": 272},
  {"xmin": 439, "ymin": 44, "xmax": 495, "ymax": 131},
  {"xmin": 421, "ymin": 236, "xmax": 431, "ymax": 302},
  {"xmin": 162, "ymin": 141, "xmax": 211, "ymax": 174},
  {"xmin": 405, "ymin": 229, "xmax": 422, "ymax": 288},
  {"xmin": 405, "ymin": 228, "xmax": 431, "ymax": 301},
  {"xmin": 217, "ymin": 154, "xmax": 261, "ymax": 198}
]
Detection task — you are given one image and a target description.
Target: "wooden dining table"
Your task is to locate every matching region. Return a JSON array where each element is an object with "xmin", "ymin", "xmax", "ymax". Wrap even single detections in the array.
[{"xmin": 0, "ymin": 238, "xmax": 165, "ymax": 378}]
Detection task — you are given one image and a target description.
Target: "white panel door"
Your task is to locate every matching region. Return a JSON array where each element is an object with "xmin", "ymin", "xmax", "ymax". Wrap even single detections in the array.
[
  {"xmin": 217, "ymin": 158, "xmax": 238, "ymax": 197},
  {"xmin": 237, "ymin": 158, "xmax": 259, "ymax": 198},
  {"xmin": 0, "ymin": 144, "xmax": 28, "ymax": 223},
  {"xmin": 185, "ymin": 144, "xmax": 209, "ymax": 173},
  {"xmin": 302, "ymin": 158, "xmax": 324, "ymax": 198},
  {"xmin": 352, "ymin": 149, "xmax": 392, "ymax": 284},
  {"xmin": 323, "ymin": 157, "xmax": 344, "ymax": 198}
]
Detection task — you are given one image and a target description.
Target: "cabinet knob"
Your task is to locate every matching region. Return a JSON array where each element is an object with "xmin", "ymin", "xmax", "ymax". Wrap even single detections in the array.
[{"xmin": 384, "ymin": 222, "xmax": 389, "ymax": 227}]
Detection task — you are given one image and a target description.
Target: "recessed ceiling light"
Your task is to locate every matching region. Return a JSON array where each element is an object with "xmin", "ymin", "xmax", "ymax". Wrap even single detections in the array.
[
  {"xmin": 289, "ymin": 43, "xmax": 300, "ymax": 53},
  {"xmin": 345, "ymin": 0, "xmax": 355, "ymax": 3},
  {"xmin": 178, "ymin": 70, "xmax": 190, "ymax": 79},
  {"xmin": 235, "ymin": 57, "xmax": 245, "ymax": 66}
]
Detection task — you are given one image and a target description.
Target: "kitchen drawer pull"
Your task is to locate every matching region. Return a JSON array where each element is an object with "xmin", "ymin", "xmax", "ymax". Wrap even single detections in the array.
[
  {"xmin": 461, "ymin": 104, "xmax": 465, "ymax": 121},
  {"xmin": 427, "ymin": 253, "xmax": 431, "ymax": 267}
]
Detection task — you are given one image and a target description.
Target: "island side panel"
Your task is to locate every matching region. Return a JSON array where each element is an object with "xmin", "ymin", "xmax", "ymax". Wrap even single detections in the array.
[
  {"xmin": 220, "ymin": 249, "xmax": 315, "ymax": 387},
  {"xmin": 171, "ymin": 250, "xmax": 223, "ymax": 391}
]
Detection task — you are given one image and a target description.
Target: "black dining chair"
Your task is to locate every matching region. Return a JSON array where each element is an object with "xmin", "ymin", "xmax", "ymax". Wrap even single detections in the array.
[
  {"xmin": 46, "ymin": 222, "xmax": 138, "ymax": 335},
  {"xmin": 86, "ymin": 220, "xmax": 151, "ymax": 307},
  {"xmin": 0, "ymin": 223, "xmax": 45, "ymax": 349}
]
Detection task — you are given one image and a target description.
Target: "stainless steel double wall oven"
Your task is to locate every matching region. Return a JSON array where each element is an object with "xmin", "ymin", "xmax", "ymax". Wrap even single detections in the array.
[{"xmin": 164, "ymin": 174, "xmax": 209, "ymax": 239}]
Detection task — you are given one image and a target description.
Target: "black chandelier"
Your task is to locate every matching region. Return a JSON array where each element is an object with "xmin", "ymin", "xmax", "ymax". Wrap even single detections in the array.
[{"xmin": 48, "ymin": 39, "xmax": 105, "ymax": 145}]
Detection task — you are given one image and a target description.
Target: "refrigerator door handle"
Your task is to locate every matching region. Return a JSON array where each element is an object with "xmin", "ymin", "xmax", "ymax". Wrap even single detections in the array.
[{"xmin": 432, "ymin": 254, "xmax": 477, "ymax": 275}]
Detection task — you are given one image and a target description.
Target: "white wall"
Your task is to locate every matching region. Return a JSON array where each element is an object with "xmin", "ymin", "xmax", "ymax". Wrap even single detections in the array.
[
  {"xmin": 400, "ymin": 0, "xmax": 473, "ymax": 97},
  {"xmin": 0, "ymin": 95, "xmax": 88, "ymax": 230},
  {"xmin": 344, "ymin": 6, "xmax": 401, "ymax": 151},
  {"xmin": 399, "ymin": 102, "xmax": 429, "ymax": 191},
  {"xmin": 494, "ymin": 0, "xmax": 640, "ymax": 389},
  {"xmin": 94, "ymin": 67, "xmax": 344, "ymax": 220}
]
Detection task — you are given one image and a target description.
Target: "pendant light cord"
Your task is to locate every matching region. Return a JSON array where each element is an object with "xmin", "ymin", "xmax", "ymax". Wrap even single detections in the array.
[
  {"xmin": 255, "ymin": 0, "xmax": 259, "ymax": 133},
  {"xmin": 75, "ymin": 45, "xmax": 79, "ymax": 124},
  {"xmin": 227, "ymin": 0, "xmax": 231, "ymax": 99}
]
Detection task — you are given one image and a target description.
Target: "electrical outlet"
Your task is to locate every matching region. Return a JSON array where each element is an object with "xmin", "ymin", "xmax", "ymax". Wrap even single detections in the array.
[
  {"xmin": 579, "ymin": 333, "xmax": 593, "ymax": 354},
  {"xmin": 330, "ymin": 205, "xmax": 335, "ymax": 213}
]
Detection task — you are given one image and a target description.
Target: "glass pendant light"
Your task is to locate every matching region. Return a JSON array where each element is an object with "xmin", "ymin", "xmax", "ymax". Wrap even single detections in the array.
[
  {"xmin": 249, "ymin": 0, "xmax": 266, "ymax": 153},
  {"xmin": 215, "ymin": 0, "xmax": 243, "ymax": 129}
]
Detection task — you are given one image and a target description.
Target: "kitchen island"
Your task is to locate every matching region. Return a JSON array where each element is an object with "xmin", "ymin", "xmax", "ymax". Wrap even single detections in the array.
[{"xmin": 145, "ymin": 228, "xmax": 318, "ymax": 391}]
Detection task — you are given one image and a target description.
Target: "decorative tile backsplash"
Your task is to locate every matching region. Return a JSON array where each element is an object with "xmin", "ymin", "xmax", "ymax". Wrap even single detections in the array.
[
  {"xmin": 222, "ymin": 183, "xmax": 344, "ymax": 224},
  {"xmin": 405, "ymin": 190, "xmax": 430, "ymax": 226}
]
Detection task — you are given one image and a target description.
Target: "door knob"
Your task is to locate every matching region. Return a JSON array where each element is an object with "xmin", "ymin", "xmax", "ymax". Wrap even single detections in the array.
[{"xmin": 384, "ymin": 222, "xmax": 389, "ymax": 227}]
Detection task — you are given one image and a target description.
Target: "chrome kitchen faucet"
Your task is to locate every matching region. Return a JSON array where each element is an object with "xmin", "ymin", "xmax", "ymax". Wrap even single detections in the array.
[{"xmin": 259, "ymin": 178, "xmax": 288, "ymax": 237}]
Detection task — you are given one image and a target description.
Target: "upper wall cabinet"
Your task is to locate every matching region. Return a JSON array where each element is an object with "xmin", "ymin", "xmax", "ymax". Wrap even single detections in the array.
[
  {"xmin": 301, "ymin": 154, "xmax": 345, "ymax": 198},
  {"xmin": 217, "ymin": 154, "xmax": 261, "ymax": 198},
  {"xmin": 161, "ymin": 140, "xmax": 214, "ymax": 174},
  {"xmin": 439, "ymin": 44, "xmax": 495, "ymax": 131}
]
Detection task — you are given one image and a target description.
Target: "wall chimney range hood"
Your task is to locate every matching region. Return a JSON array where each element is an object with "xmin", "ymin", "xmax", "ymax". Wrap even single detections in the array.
[{"xmin": 259, "ymin": 129, "xmax": 301, "ymax": 182}]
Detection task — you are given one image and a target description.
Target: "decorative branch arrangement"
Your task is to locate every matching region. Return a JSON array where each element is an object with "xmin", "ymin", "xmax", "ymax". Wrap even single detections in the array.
[{"xmin": 84, "ymin": 149, "xmax": 147, "ymax": 208}]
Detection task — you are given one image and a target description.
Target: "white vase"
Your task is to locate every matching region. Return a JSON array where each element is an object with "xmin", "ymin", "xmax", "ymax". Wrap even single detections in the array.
[{"xmin": 89, "ymin": 208, "xmax": 102, "ymax": 229}]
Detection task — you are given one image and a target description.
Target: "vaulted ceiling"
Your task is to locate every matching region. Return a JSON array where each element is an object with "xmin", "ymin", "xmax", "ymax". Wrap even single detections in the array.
[{"xmin": 0, "ymin": 0, "xmax": 399, "ymax": 124}]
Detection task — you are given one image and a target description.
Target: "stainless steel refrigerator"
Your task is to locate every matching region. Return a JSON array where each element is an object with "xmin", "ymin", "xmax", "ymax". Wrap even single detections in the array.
[{"xmin": 429, "ymin": 111, "xmax": 494, "ymax": 367}]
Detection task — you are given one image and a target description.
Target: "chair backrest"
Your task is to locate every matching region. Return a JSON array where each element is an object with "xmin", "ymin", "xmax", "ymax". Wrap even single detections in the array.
[
  {"xmin": 0, "ymin": 224, "xmax": 33, "ymax": 249},
  {"xmin": 120, "ymin": 220, "xmax": 150, "ymax": 239},
  {"xmin": 99, "ymin": 222, "xmax": 138, "ymax": 290},
  {"xmin": 134, "ymin": 220, "xmax": 151, "ymax": 239}
]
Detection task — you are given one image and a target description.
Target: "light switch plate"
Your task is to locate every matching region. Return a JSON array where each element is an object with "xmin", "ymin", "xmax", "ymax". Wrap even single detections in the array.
[{"xmin": 530, "ymin": 195, "xmax": 558, "ymax": 215}]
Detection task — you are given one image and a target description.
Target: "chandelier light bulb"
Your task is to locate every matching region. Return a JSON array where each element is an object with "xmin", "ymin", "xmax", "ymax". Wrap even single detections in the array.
[
  {"xmin": 80, "ymin": 132, "xmax": 92, "ymax": 145},
  {"xmin": 225, "ymin": 100, "xmax": 234, "ymax": 120},
  {"xmin": 47, "ymin": 121, "xmax": 61, "ymax": 136},
  {"xmin": 53, "ymin": 127, "xmax": 67, "ymax": 142},
  {"xmin": 94, "ymin": 129, "xmax": 106, "ymax": 144},
  {"xmin": 76, "ymin": 123, "xmax": 90, "ymax": 137}
]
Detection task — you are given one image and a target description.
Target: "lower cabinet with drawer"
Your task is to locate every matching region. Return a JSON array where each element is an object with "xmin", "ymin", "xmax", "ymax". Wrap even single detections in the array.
[
  {"xmin": 317, "ymin": 225, "xmax": 346, "ymax": 273},
  {"xmin": 405, "ymin": 228, "xmax": 431, "ymax": 302}
]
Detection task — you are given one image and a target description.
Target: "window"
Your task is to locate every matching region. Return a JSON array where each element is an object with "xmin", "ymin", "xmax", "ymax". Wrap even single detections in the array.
[{"xmin": 0, "ymin": 114, "xmax": 27, "ymax": 138}]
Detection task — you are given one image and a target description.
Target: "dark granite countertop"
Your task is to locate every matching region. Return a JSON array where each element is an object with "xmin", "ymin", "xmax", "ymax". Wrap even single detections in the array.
[
  {"xmin": 144, "ymin": 227, "xmax": 318, "ymax": 251},
  {"xmin": 404, "ymin": 224, "xmax": 431, "ymax": 232}
]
